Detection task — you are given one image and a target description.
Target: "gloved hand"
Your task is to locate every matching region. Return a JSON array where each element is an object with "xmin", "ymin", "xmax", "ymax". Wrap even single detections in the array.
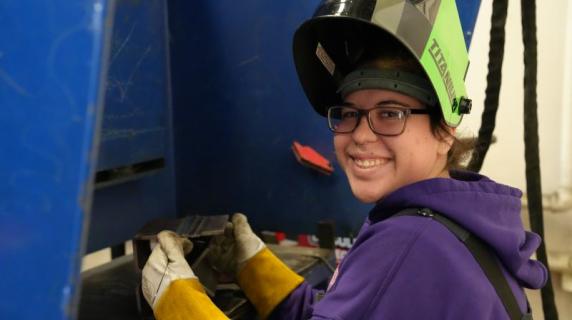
[
  {"xmin": 142, "ymin": 230, "xmax": 195, "ymax": 308},
  {"xmin": 141, "ymin": 231, "xmax": 229, "ymax": 320},
  {"xmin": 208, "ymin": 213, "xmax": 304, "ymax": 320},
  {"xmin": 208, "ymin": 213, "xmax": 266, "ymax": 275}
]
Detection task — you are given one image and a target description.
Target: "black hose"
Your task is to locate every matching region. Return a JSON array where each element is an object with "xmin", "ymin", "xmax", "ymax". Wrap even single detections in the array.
[
  {"xmin": 520, "ymin": 0, "xmax": 559, "ymax": 319},
  {"xmin": 467, "ymin": 0, "xmax": 508, "ymax": 172}
]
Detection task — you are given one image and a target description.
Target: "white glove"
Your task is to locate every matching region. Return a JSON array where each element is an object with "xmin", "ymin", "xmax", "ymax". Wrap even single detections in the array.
[
  {"xmin": 142, "ymin": 230, "xmax": 196, "ymax": 308},
  {"xmin": 208, "ymin": 213, "xmax": 265, "ymax": 274}
]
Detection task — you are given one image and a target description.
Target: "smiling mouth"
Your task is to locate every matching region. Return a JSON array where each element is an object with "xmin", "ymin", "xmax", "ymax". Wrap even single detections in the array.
[{"xmin": 351, "ymin": 157, "xmax": 390, "ymax": 169}]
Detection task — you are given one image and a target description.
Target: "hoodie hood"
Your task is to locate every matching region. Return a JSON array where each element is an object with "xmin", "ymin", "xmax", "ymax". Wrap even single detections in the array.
[{"xmin": 369, "ymin": 170, "xmax": 547, "ymax": 289}]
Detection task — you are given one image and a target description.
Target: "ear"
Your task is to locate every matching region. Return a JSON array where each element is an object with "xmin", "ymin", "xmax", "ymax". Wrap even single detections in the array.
[{"xmin": 437, "ymin": 126, "xmax": 456, "ymax": 156}]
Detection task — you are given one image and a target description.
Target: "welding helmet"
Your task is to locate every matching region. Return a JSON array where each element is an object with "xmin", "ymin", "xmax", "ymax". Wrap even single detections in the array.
[{"xmin": 293, "ymin": 0, "xmax": 471, "ymax": 127}]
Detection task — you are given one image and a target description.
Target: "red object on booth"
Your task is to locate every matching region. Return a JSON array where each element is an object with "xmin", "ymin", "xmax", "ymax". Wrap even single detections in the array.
[{"xmin": 291, "ymin": 141, "xmax": 334, "ymax": 175}]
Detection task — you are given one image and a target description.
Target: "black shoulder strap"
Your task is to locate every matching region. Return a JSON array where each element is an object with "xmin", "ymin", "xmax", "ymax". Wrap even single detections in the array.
[{"xmin": 394, "ymin": 208, "xmax": 532, "ymax": 320}]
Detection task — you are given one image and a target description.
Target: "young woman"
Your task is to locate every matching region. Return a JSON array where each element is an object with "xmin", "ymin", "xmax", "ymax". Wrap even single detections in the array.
[{"xmin": 142, "ymin": 1, "xmax": 547, "ymax": 319}]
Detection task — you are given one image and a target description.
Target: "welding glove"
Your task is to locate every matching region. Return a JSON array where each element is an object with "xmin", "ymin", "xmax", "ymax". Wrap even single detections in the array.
[
  {"xmin": 208, "ymin": 213, "xmax": 266, "ymax": 274},
  {"xmin": 209, "ymin": 213, "xmax": 304, "ymax": 319},
  {"xmin": 142, "ymin": 230, "xmax": 228, "ymax": 320}
]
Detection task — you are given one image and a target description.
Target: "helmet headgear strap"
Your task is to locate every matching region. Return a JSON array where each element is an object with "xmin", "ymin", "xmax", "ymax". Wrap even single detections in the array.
[{"xmin": 337, "ymin": 68, "xmax": 438, "ymax": 107}]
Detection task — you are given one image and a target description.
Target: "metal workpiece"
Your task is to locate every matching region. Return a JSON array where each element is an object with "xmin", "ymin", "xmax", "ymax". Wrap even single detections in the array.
[
  {"xmin": 78, "ymin": 245, "xmax": 335, "ymax": 320},
  {"xmin": 132, "ymin": 215, "xmax": 229, "ymax": 269}
]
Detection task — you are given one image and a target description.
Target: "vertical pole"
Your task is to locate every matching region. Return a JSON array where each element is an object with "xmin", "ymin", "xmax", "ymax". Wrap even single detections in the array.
[{"xmin": 467, "ymin": 0, "xmax": 508, "ymax": 172}]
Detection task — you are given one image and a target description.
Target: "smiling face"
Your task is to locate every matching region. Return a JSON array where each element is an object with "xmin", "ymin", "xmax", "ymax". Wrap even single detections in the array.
[{"xmin": 334, "ymin": 89, "xmax": 453, "ymax": 203}]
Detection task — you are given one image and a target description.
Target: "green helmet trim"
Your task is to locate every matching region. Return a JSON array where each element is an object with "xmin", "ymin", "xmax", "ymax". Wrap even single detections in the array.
[
  {"xmin": 366, "ymin": 0, "xmax": 470, "ymax": 126},
  {"xmin": 337, "ymin": 68, "xmax": 438, "ymax": 107},
  {"xmin": 418, "ymin": 0, "xmax": 469, "ymax": 126}
]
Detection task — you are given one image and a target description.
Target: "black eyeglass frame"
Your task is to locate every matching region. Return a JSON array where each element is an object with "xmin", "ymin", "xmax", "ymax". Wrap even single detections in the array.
[{"xmin": 327, "ymin": 105, "xmax": 430, "ymax": 137}]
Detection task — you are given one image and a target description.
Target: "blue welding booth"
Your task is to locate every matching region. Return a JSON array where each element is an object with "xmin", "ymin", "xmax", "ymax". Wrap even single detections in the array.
[{"xmin": 0, "ymin": 0, "xmax": 482, "ymax": 319}]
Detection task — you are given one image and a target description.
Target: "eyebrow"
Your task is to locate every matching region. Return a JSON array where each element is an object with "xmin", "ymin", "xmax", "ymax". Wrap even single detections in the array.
[{"xmin": 341, "ymin": 100, "xmax": 414, "ymax": 108}]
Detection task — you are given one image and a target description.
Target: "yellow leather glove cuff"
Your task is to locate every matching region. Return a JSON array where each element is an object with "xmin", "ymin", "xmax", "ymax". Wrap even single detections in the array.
[
  {"xmin": 237, "ymin": 247, "xmax": 304, "ymax": 319},
  {"xmin": 154, "ymin": 278, "xmax": 229, "ymax": 320}
]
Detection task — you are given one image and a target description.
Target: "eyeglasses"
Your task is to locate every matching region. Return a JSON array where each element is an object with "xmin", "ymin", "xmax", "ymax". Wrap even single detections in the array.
[{"xmin": 327, "ymin": 104, "xmax": 430, "ymax": 136}]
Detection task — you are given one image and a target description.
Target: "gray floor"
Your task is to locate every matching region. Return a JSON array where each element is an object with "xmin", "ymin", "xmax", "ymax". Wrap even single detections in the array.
[{"xmin": 527, "ymin": 273, "xmax": 572, "ymax": 320}]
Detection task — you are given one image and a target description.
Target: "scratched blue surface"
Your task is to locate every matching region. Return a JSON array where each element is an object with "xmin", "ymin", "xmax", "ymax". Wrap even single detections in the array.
[
  {"xmin": 86, "ymin": 0, "xmax": 176, "ymax": 252},
  {"xmin": 168, "ymin": 0, "xmax": 370, "ymax": 237},
  {"xmin": 0, "ymin": 1, "xmax": 111, "ymax": 319},
  {"xmin": 96, "ymin": 0, "xmax": 168, "ymax": 171}
]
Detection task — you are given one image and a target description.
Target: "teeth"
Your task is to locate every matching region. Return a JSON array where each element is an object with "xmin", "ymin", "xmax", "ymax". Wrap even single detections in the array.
[{"xmin": 354, "ymin": 158, "xmax": 387, "ymax": 168}]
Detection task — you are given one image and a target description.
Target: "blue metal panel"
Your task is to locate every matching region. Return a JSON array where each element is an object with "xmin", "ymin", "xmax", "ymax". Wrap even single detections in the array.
[
  {"xmin": 168, "ymin": 0, "xmax": 372, "ymax": 237},
  {"xmin": 88, "ymin": 174, "xmax": 177, "ymax": 252},
  {"xmin": 87, "ymin": 0, "xmax": 177, "ymax": 252},
  {"xmin": 97, "ymin": 0, "xmax": 169, "ymax": 171},
  {"xmin": 456, "ymin": 0, "xmax": 483, "ymax": 49},
  {"xmin": 0, "ymin": 1, "xmax": 112, "ymax": 319}
]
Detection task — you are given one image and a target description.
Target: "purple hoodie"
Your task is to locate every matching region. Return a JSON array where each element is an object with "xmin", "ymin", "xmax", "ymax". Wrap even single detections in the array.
[{"xmin": 270, "ymin": 171, "xmax": 547, "ymax": 320}]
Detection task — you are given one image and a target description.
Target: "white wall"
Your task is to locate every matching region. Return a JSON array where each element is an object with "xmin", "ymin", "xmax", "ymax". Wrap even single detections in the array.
[
  {"xmin": 462, "ymin": 1, "xmax": 572, "ymax": 318},
  {"xmin": 461, "ymin": 0, "xmax": 568, "ymax": 194}
]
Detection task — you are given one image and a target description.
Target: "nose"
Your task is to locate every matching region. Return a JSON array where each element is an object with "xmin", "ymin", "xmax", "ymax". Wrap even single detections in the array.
[{"xmin": 351, "ymin": 114, "xmax": 378, "ymax": 144}]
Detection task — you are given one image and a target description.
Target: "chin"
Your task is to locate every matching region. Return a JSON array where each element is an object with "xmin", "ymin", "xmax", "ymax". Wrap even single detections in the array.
[
  {"xmin": 351, "ymin": 187, "xmax": 384, "ymax": 204},
  {"xmin": 346, "ymin": 176, "xmax": 390, "ymax": 203}
]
